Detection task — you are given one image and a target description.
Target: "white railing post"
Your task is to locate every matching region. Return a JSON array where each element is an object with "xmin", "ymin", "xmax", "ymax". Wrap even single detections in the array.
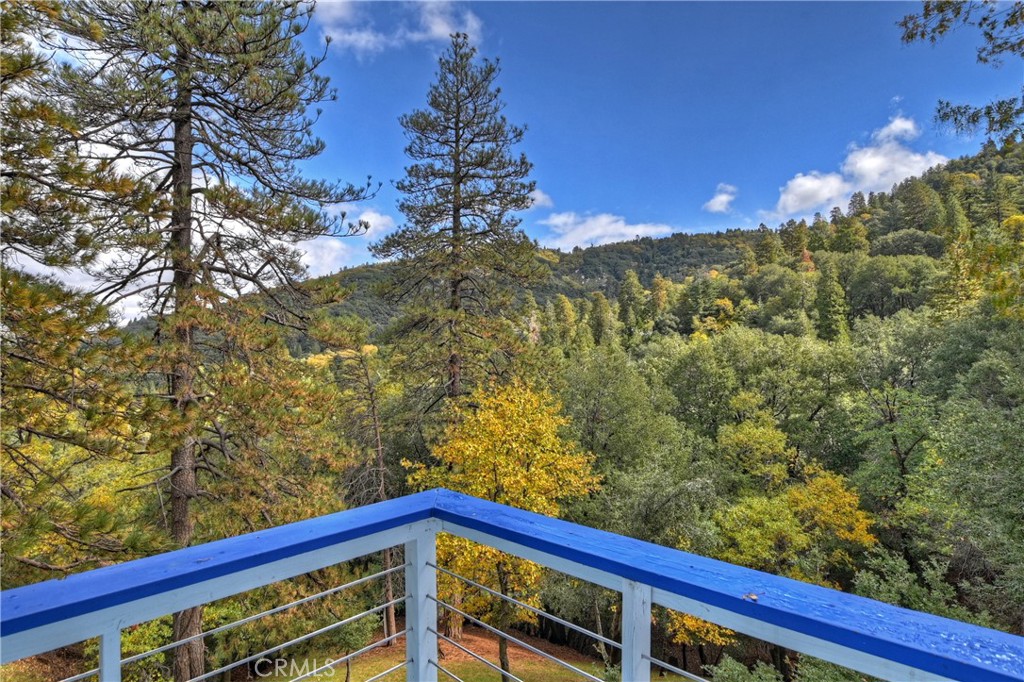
[
  {"xmin": 621, "ymin": 579, "xmax": 652, "ymax": 682},
  {"xmin": 405, "ymin": 525, "xmax": 438, "ymax": 682},
  {"xmin": 99, "ymin": 627, "xmax": 122, "ymax": 682}
]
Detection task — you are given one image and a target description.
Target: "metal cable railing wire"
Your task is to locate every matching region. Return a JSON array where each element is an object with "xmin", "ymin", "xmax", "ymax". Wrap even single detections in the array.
[
  {"xmin": 429, "ymin": 595, "xmax": 604, "ymax": 682},
  {"xmin": 362, "ymin": 660, "xmax": 408, "ymax": 682},
  {"xmin": 58, "ymin": 670, "xmax": 97, "ymax": 682},
  {"xmin": 429, "ymin": 628, "xmax": 526, "ymax": 682},
  {"xmin": 430, "ymin": 658, "xmax": 467, "ymax": 682},
  {"xmin": 188, "ymin": 596, "xmax": 408, "ymax": 682},
  {"xmin": 429, "ymin": 562, "xmax": 621, "ymax": 650},
  {"xmin": 288, "ymin": 630, "xmax": 409, "ymax": 682},
  {"xmin": 642, "ymin": 653, "xmax": 710, "ymax": 682},
  {"xmin": 57, "ymin": 564, "xmax": 408, "ymax": 682},
  {"xmin": 139, "ymin": 561, "xmax": 407, "ymax": 663}
]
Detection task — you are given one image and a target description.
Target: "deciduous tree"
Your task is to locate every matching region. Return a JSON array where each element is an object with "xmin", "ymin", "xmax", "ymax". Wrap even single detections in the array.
[{"xmin": 406, "ymin": 379, "xmax": 598, "ymax": 681}]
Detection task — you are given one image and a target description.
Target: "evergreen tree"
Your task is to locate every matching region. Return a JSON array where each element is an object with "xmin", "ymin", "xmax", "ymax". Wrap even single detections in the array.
[
  {"xmin": 33, "ymin": 3, "xmax": 370, "ymax": 677},
  {"xmin": 589, "ymin": 291, "xmax": 617, "ymax": 346},
  {"xmin": 780, "ymin": 219, "xmax": 810, "ymax": 257},
  {"xmin": 816, "ymin": 261, "xmax": 850, "ymax": 342},
  {"xmin": 372, "ymin": 33, "xmax": 538, "ymax": 402},
  {"xmin": 617, "ymin": 269, "xmax": 648, "ymax": 340},
  {"xmin": 0, "ymin": 271, "xmax": 166, "ymax": 584},
  {"xmin": 755, "ymin": 229, "xmax": 786, "ymax": 265},
  {"xmin": 0, "ymin": 0, "xmax": 156, "ymax": 270},
  {"xmin": 808, "ymin": 213, "xmax": 834, "ymax": 251},
  {"xmin": 896, "ymin": 179, "xmax": 946, "ymax": 232},
  {"xmin": 737, "ymin": 242, "xmax": 759, "ymax": 275},
  {"xmin": 831, "ymin": 218, "xmax": 871, "ymax": 253},
  {"xmin": 900, "ymin": 1, "xmax": 1024, "ymax": 142},
  {"xmin": 553, "ymin": 294, "xmax": 578, "ymax": 348},
  {"xmin": 848, "ymin": 191, "xmax": 868, "ymax": 218}
]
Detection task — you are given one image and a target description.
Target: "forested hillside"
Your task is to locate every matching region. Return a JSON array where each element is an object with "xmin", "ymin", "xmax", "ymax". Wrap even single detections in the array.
[
  {"xmin": 3, "ymin": 2, "xmax": 1023, "ymax": 681},
  {"xmin": 314, "ymin": 137, "xmax": 1021, "ymax": 335}
]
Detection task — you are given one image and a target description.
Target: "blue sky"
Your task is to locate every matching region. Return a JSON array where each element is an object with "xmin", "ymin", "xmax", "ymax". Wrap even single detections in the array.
[{"xmin": 295, "ymin": 1, "xmax": 1024, "ymax": 275}]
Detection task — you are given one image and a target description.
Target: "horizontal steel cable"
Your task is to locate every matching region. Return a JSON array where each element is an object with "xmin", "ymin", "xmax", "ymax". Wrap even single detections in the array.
[
  {"xmin": 289, "ymin": 631, "xmax": 409, "ymax": 682},
  {"xmin": 363, "ymin": 660, "xmax": 408, "ymax": 682},
  {"xmin": 189, "ymin": 596, "xmax": 408, "ymax": 682},
  {"xmin": 642, "ymin": 653, "xmax": 709, "ymax": 682},
  {"xmin": 429, "ymin": 628, "xmax": 525, "ymax": 682},
  {"xmin": 117, "ymin": 561, "xmax": 407, "ymax": 667},
  {"xmin": 428, "ymin": 562, "xmax": 621, "ymax": 649},
  {"xmin": 429, "ymin": 595, "xmax": 603, "ymax": 682},
  {"xmin": 430, "ymin": 658, "xmax": 467, "ymax": 682}
]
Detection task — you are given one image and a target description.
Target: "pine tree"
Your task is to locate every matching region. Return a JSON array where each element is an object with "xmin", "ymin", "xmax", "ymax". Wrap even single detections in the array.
[
  {"xmin": 900, "ymin": 1, "xmax": 1024, "ymax": 142},
  {"xmin": 0, "ymin": 271, "xmax": 166, "ymax": 584},
  {"xmin": 755, "ymin": 228, "xmax": 786, "ymax": 265},
  {"xmin": 0, "ymin": 0, "xmax": 157, "ymax": 270},
  {"xmin": 32, "ymin": 3, "xmax": 370, "ymax": 678},
  {"xmin": 816, "ymin": 260, "xmax": 850, "ymax": 342},
  {"xmin": 808, "ymin": 213, "xmax": 834, "ymax": 251},
  {"xmin": 618, "ymin": 269, "xmax": 648, "ymax": 340},
  {"xmin": 372, "ymin": 33, "xmax": 539, "ymax": 403},
  {"xmin": 780, "ymin": 219, "xmax": 810, "ymax": 257},
  {"xmin": 831, "ymin": 218, "xmax": 870, "ymax": 253},
  {"xmin": 848, "ymin": 191, "xmax": 868, "ymax": 218},
  {"xmin": 553, "ymin": 294, "xmax": 578, "ymax": 347},
  {"xmin": 589, "ymin": 292, "xmax": 617, "ymax": 346}
]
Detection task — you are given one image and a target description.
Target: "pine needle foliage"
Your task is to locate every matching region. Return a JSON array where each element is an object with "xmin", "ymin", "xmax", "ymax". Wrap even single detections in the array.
[{"xmin": 373, "ymin": 33, "xmax": 540, "ymax": 403}]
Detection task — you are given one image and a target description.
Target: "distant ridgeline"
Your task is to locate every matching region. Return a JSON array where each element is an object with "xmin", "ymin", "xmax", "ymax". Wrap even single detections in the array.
[
  {"xmin": 314, "ymin": 231, "xmax": 746, "ymax": 331},
  {"xmin": 125, "ymin": 139, "xmax": 1021, "ymax": 355}
]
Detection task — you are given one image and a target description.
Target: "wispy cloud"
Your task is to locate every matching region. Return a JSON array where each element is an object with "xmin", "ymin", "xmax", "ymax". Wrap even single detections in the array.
[
  {"xmin": 769, "ymin": 116, "xmax": 947, "ymax": 218},
  {"xmin": 702, "ymin": 183, "xmax": 738, "ymax": 213},
  {"xmin": 529, "ymin": 188, "xmax": 554, "ymax": 209},
  {"xmin": 298, "ymin": 236, "xmax": 354, "ymax": 277},
  {"xmin": 304, "ymin": 204, "xmax": 400, "ymax": 275},
  {"xmin": 538, "ymin": 212, "xmax": 674, "ymax": 250},
  {"xmin": 316, "ymin": 1, "xmax": 482, "ymax": 58}
]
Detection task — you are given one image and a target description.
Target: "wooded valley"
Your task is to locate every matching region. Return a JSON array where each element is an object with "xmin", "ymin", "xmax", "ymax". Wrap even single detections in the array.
[{"xmin": 2, "ymin": 2, "xmax": 1022, "ymax": 681}]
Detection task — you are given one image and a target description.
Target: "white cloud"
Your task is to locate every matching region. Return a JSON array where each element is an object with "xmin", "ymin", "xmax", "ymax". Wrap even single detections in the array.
[
  {"xmin": 409, "ymin": 2, "xmax": 483, "ymax": 44},
  {"xmin": 299, "ymin": 237, "xmax": 353, "ymax": 278},
  {"xmin": 775, "ymin": 172, "xmax": 850, "ymax": 216},
  {"xmin": 317, "ymin": 1, "xmax": 482, "ymax": 58},
  {"xmin": 842, "ymin": 142, "xmax": 946, "ymax": 194},
  {"xmin": 304, "ymin": 204, "xmax": 398, "ymax": 273},
  {"xmin": 539, "ymin": 212, "xmax": 674, "ymax": 250},
  {"xmin": 529, "ymin": 188, "xmax": 554, "ymax": 209},
  {"xmin": 771, "ymin": 116, "xmax": 947, "ymax": 218},
  {"xmin": 702, "ymin": 183, "xmax": 738, "ymax": 213},
  {"xmin": 872, "ymin": 115, "xmax": 918, "ymax": 143},
  {"xmin": 358, "ymin": 208, "xmax": 397, "ymax": 238}
]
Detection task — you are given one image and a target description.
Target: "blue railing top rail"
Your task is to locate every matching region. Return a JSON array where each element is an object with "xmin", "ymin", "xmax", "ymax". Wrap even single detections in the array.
[{"xmin": 3, "ymin": 488, "xmax": 1023, "ymax": 681}]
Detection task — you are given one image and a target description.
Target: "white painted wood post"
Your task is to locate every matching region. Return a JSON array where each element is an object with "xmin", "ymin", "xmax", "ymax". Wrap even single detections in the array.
[
  {"xmin": 98, "ymin": 627, "xmax": 121, "ymax": 682},
  {"xmin": 621, "ymin": 579, "xmax": 652, "ymax": 682},
  {"xmin": 405, "ymin": 525, "xmax": 438, "ymax": 682}
]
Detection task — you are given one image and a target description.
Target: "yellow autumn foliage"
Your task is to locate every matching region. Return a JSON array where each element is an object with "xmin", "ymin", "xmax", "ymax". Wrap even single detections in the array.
[
  {"xmin": 406, "ymin": 379, "xmax": 599, "ymax": 630},
  {"xmin": 667, "ymin": 612, "xmax": 735, "ymax": 647}
]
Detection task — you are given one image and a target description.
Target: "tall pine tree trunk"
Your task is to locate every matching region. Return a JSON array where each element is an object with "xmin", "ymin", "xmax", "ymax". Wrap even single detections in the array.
[
  {"xmin": 169, "ymin": 43, "xmax": 204, "ymax": 682},
  {"xmin": 446, "ymin": 137, "xmax": 463, "ymax": 399}
]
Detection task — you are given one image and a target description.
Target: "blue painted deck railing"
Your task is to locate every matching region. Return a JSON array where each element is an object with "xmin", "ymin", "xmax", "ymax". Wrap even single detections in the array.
[{"xmin": 2, "ymin": 489, "xmax": 1023, "ymax": 681}]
